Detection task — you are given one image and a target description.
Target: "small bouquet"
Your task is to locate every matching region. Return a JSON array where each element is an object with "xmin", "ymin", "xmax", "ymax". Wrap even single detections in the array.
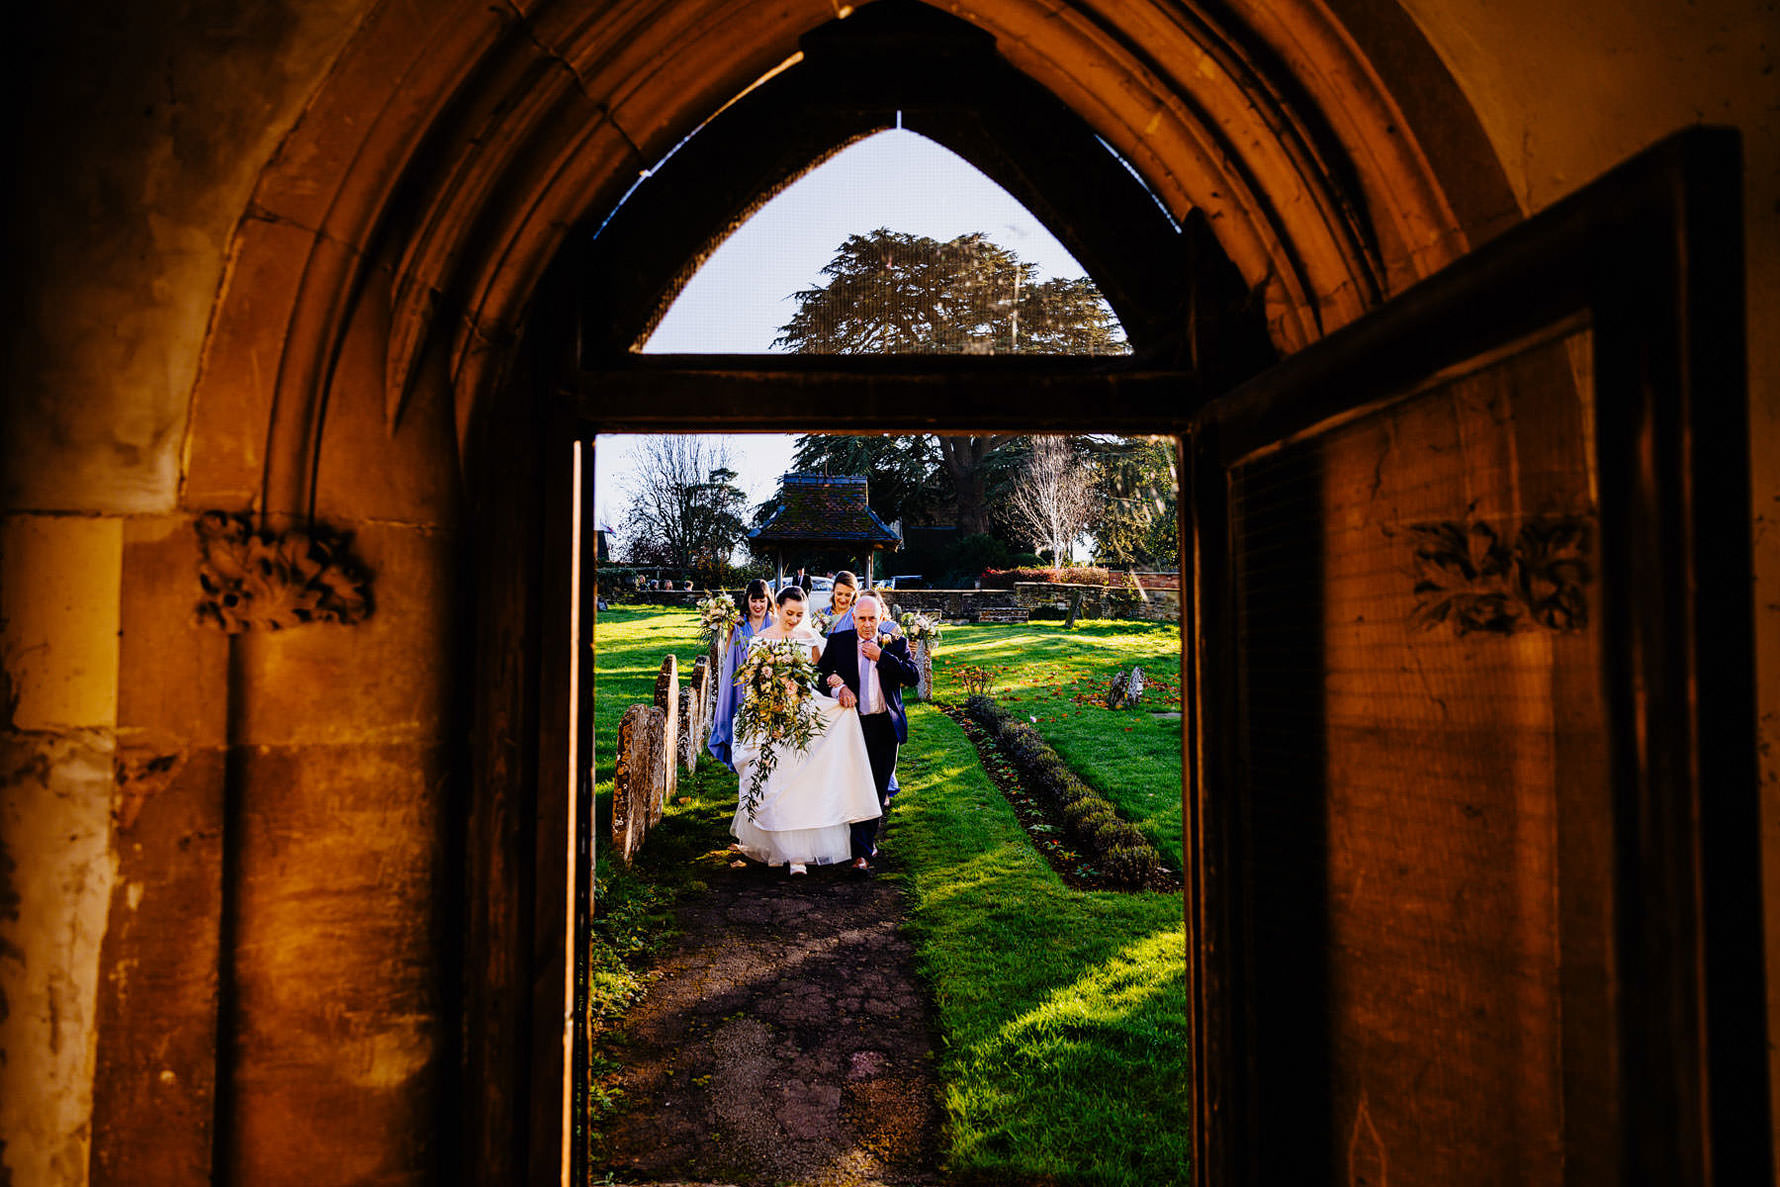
[
  {"xmin": 808, "ymin": 608, "xmax": 835, "ymax": 636},
  {"xmin": 898, "ymin": 610, "xmax": 944, "ymax": 647},
  {"xmin": 695, "ymin": 591, "xmax": 741, "ymax": 649},
  {"xmin": 731, "ymin": 639, "xmax": 828, "ymax": 819}
]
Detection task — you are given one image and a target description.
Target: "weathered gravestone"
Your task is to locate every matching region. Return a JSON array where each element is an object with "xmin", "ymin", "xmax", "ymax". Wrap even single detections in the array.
[
  {"xmin": 613, "ymin": 704, "xmax": 666, "ymax": 863},
  {"xmin": 652, "ymin": 655, "xmax": 679, "ymax": 821},
  {"xmin": 1063, "ymin": 586, "xmax": 1086, "ymax": 628},
  {"xmin": 1106, "ymin": 665, "xmax": 1147, "ymax": 709},
  {"xmin": 689, "ymin": 654, "xmax": 711, "ymax": 742},
  {"xmin": 706, "ymin": 640, "xmax": 722, "ymax": 715},
  {"xmin": 677, "ymin": 685, "xmax": 698, "ymax": 774},
  {"xmin": 912, "ymin": 637, "xmax": 934, "ymax": 702}
]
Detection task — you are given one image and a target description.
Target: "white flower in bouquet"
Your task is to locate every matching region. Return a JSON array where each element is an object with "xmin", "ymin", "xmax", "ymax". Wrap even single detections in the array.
[
  {"xmin": 898, "ymin": 610, "xmax": 943, "ymax": 647},
  {"xmin": 695, "ymin": 592, "xmax": 741, "ymax": 648},
  {"xmin": 731, "ymin": 639, "xmax": 827, "ymax": 819}
]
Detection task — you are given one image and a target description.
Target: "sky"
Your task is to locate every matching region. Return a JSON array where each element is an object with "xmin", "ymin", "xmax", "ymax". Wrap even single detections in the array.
[{"xmin": 593, "ymin": 128, "xmax": 1094, "ymax": 534}]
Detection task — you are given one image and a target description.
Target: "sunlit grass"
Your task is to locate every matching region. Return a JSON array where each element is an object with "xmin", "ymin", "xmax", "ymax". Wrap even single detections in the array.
[
  {"xmin": 891, "ymin": 703, "xmax": 1188, "ymax": 1185},
  {"xmin": 928, "ymin": 619, "xmax": 1184, "ymax": 865},
  {"xmin": 591, "ymin": 606, "xmax": 1190, "ymax": 1184}
]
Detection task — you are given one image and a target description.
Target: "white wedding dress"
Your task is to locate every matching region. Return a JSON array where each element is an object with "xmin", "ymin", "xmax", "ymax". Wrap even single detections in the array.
[{"xmin": 731, "ymin": 629, "xmax": 881, "ymax": 866}]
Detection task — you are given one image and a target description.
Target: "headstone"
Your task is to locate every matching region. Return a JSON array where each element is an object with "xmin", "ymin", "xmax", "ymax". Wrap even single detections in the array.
[
  {"xmin": 653, "ymin": 654, "xmax": 679, "ymax": 818},
  {"xmin": 1063, "ymin": 586, "xmax": 1085, "ymax": 628},
  {"xmin": 689, "ymin": 654, "xmax": 711, "ymax": 745},
  {"xmin": 613, "ymin": 704, "xmax": 665, "ymax": 863},
  {"xmin": 913, "ymin": 637, "xmax": 934, "ymax": 702},
  {"xmin": 706, "ymin": 640, "xmax": 722, "ymax": 713},
  {"xmin": 677, "ymin": 685, "xmax": 698, "ymax": 774},
  {"xmin": 1105, "ymin": 665, "xmax": 1147, "ymax": 709}
]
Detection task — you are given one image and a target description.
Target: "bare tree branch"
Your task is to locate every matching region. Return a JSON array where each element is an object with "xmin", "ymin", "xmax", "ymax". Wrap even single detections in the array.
[
  {"xmin": 620, "ymin": 436, "xmax": 747, "ymax": 579},
  {"xmin": 1007, "ymin": 436, "xmax": 1098, "ymax": 564}
]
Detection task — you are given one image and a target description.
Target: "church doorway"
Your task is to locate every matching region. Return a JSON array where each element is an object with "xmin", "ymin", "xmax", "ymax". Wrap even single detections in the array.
[
  {"xmin": 553, "ymin": 4, "xmax": 1765, "ymax": 1177},
  {"xmin": 167, "ymin": 1, "xmax": 1768, "ymax": 1182}
]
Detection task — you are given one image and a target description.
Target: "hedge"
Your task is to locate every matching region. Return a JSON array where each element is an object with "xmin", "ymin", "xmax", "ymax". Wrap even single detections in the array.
[
  {"xmin": 977, "ymin": 566, "xmax": 1137, "ymax": 588},
  {"xmin": 964, "ymin": 693, "xmax": 1166, "ymax": 887}
]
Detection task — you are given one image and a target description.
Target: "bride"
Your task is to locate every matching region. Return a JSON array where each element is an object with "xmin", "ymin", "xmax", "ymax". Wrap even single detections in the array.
[{"xmin": 731, "ymin": 585, "xmax": 881, "ymax": 875}]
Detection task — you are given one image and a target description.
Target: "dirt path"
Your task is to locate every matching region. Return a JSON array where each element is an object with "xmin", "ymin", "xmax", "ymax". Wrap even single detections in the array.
[{"xmin": 595, "ymin": 855, "xmax": 945, "ymax": 1187}]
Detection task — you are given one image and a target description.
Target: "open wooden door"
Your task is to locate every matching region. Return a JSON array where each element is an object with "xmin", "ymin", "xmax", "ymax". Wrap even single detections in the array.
[{"xmin": 1187, "ymin": 128, "xmax": 1767, "ymax": 1185}]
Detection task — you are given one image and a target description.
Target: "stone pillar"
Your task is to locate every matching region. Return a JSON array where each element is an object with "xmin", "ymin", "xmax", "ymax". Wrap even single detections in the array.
[
  {"xmin": 652, "ymin": 655, "xmax": 678, "ymax": 820},
  {"xmin": 705, "ymin": 641, "xmax": 722, "ymax": 721},
  {"xmin": 89, "ymin": 515, "xmax": 231, "ymax": 1186},
  {"xmin": 0, "ymin": 516, "xmax": 128, "ymax": 1185},
  {"xmin": 217, "ymin": 519, "xmax": 455, "ymax": 1186}
]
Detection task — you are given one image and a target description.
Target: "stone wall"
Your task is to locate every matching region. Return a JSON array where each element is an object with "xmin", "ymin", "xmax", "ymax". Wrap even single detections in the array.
[
  {"xmin": 1011, "ymin": 582, "xmax": 1181, "ymax": 623},
  {"xmin": 883, "ymin": 586, "xmax": 1179, "ymax": 624}
]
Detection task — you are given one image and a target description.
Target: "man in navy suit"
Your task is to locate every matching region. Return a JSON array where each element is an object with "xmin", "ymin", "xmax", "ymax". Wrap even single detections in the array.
[{"xmin": 816, "ymin": 595, "xmax": 918, "ymax": 871}]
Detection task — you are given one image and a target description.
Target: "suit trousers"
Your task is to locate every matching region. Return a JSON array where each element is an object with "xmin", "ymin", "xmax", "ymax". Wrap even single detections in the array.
[{"xmin": 850, "ymin": 712, "xmax": 899, "ymax": 858}]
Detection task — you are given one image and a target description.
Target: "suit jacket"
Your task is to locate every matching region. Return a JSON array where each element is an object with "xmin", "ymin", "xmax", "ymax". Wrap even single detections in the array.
[{"xmin": 817, "ymin": 628, "xmax": 918, "ymax": 744}]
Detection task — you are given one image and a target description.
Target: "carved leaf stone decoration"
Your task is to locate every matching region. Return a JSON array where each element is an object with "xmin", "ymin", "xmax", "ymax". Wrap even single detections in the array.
[
  {"xmin": 196, "ymin": 511, "xmax": 373, "ymax": 633},
  {"xmin": 1409, "ymin": 513, "xmax": 1592, "ymax": 636},
  {"xmin": 1513, "ymin": 515, "xmax": 1593, "ymax": 630}
]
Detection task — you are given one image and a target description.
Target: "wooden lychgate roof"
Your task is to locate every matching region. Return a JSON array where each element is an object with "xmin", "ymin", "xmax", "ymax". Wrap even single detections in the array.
[{"xmin": 748, "ymin": 473, "xmax": 903, "ymax": 550}]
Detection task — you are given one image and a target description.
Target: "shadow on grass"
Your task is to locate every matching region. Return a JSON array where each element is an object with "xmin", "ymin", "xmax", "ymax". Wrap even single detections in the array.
[{"xmin": 890, "ymin": 703, "xmax": 1188, "ymax": 1186}]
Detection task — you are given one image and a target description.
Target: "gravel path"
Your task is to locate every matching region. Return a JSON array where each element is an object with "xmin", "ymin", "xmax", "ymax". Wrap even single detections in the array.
[{"xmin": 596, "ymin": 856, "xmax": 945, "ymax": 1187}]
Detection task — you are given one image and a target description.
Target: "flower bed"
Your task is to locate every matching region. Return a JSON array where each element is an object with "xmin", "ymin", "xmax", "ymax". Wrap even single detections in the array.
[{"xmin": 964, "ymin": 693, "xmax": 1169, "ymax": 888}]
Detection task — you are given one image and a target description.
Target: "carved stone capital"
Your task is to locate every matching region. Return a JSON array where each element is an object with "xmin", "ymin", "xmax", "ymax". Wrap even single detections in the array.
[{"xmin": 195, "ymin": 511, "xmax": 373, "ymax": 633}]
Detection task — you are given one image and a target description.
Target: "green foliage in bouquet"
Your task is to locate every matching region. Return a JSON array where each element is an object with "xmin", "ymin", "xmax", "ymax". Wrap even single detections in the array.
[
  {"xmin": 898, "ymin": 609, "xmax": 944, "ymax": 646},
  {"xmin": 732, "ymin": 639, "xmax": 827, "ymax": 819},
  {"xmin": 694, "ymin": 591, "xmax": 741, "ymax": 650}
]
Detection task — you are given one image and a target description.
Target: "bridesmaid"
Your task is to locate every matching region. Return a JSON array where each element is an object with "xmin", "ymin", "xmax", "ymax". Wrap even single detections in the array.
[
  {"xmin": 825, "ymin": 570, "xmax": 859, "ymax": 635},
  {"xmin": 708, "ymin": 578, "xmax": 774, "ymax": 770}
]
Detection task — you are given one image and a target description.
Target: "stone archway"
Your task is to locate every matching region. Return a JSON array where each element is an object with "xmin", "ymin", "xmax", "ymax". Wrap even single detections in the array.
[{"xmin": 99, "ymin": 2, "xmax": 1520, "ymax": 1183}]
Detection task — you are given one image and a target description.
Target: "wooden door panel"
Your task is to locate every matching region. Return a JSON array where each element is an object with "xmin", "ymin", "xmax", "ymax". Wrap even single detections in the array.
[
  {"xmin": 1190, "ymin": 128, "xmax": 1764, "ymax": 1185},
  {"xmin": 1229, "ymin": 327, "xmax": 1599, "ymax": 1185}
]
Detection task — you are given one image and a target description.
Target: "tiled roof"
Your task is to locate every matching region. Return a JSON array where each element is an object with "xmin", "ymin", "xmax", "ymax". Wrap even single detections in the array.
[{"xmin": 748, "ymin": 473, "xmax": 903, "ymax": 548}]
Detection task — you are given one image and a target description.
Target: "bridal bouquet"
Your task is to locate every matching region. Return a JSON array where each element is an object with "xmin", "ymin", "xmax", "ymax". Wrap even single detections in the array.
[
  {"xmin": 898, "ymin": 610, "xmax": 944, "ymax": 647},
  {"xmin": 732, "ymin": 639, "xmax": 827, "ymax": 819},
  {"xmin": 695, "ymin": 592, "xmax": 741, "ymax": 649}
]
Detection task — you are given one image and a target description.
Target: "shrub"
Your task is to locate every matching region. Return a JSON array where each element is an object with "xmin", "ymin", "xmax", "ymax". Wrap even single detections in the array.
[
  {"xmin": 957, "ymin": 668, "xmax": 995, "ymax": 697},
  {"xmin": 965, "ymin": 691, "xmax": 1169, "ymax": 878},
  {"xmin": 1101, "ymin": 845, "xmax": 1159, "ymax": 886},
  {"xmin": 1064, "ymin": 798, "xmax": 1112, "ymax": 829},
  {"xmin": 979, "ymin": 566, "xmax": 1136, "ymax": 588},
  {"xmin": 1052, "ymin": 780, "xmax": 1093, "ymax": 807},
  {"xmin": 945, "ymin": 533, "xmax": 1015, "ymax": 586},
  {"xmin": 1089, "ymin": 818, "xmax": 1150, "ymax": 852}
]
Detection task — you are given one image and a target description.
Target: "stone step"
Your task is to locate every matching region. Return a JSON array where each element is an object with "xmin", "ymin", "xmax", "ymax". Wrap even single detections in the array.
[{"xmin": 973, "ymin": 607, "xmax": 1030, "ymax": 623}]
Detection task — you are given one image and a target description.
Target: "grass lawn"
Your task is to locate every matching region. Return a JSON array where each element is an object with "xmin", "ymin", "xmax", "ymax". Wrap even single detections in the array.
[
  {"xmin": 591, "ymin": 605, "xmax": 1189, "ymax": 1185},
  {"xmin": 592, "ymin": 606, "xmax": 718, "ymax": 815},
  {"xmin": 589, "ymin": 606, "xmax": 738, "ymax": 1001},
  {"xmin": 892, "ymin": 702, "xmax": 1188, "ymax": 1185},
  {"xmin": 925, "ymin": 619, "xmax": 1185, "ymax": 867}
]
